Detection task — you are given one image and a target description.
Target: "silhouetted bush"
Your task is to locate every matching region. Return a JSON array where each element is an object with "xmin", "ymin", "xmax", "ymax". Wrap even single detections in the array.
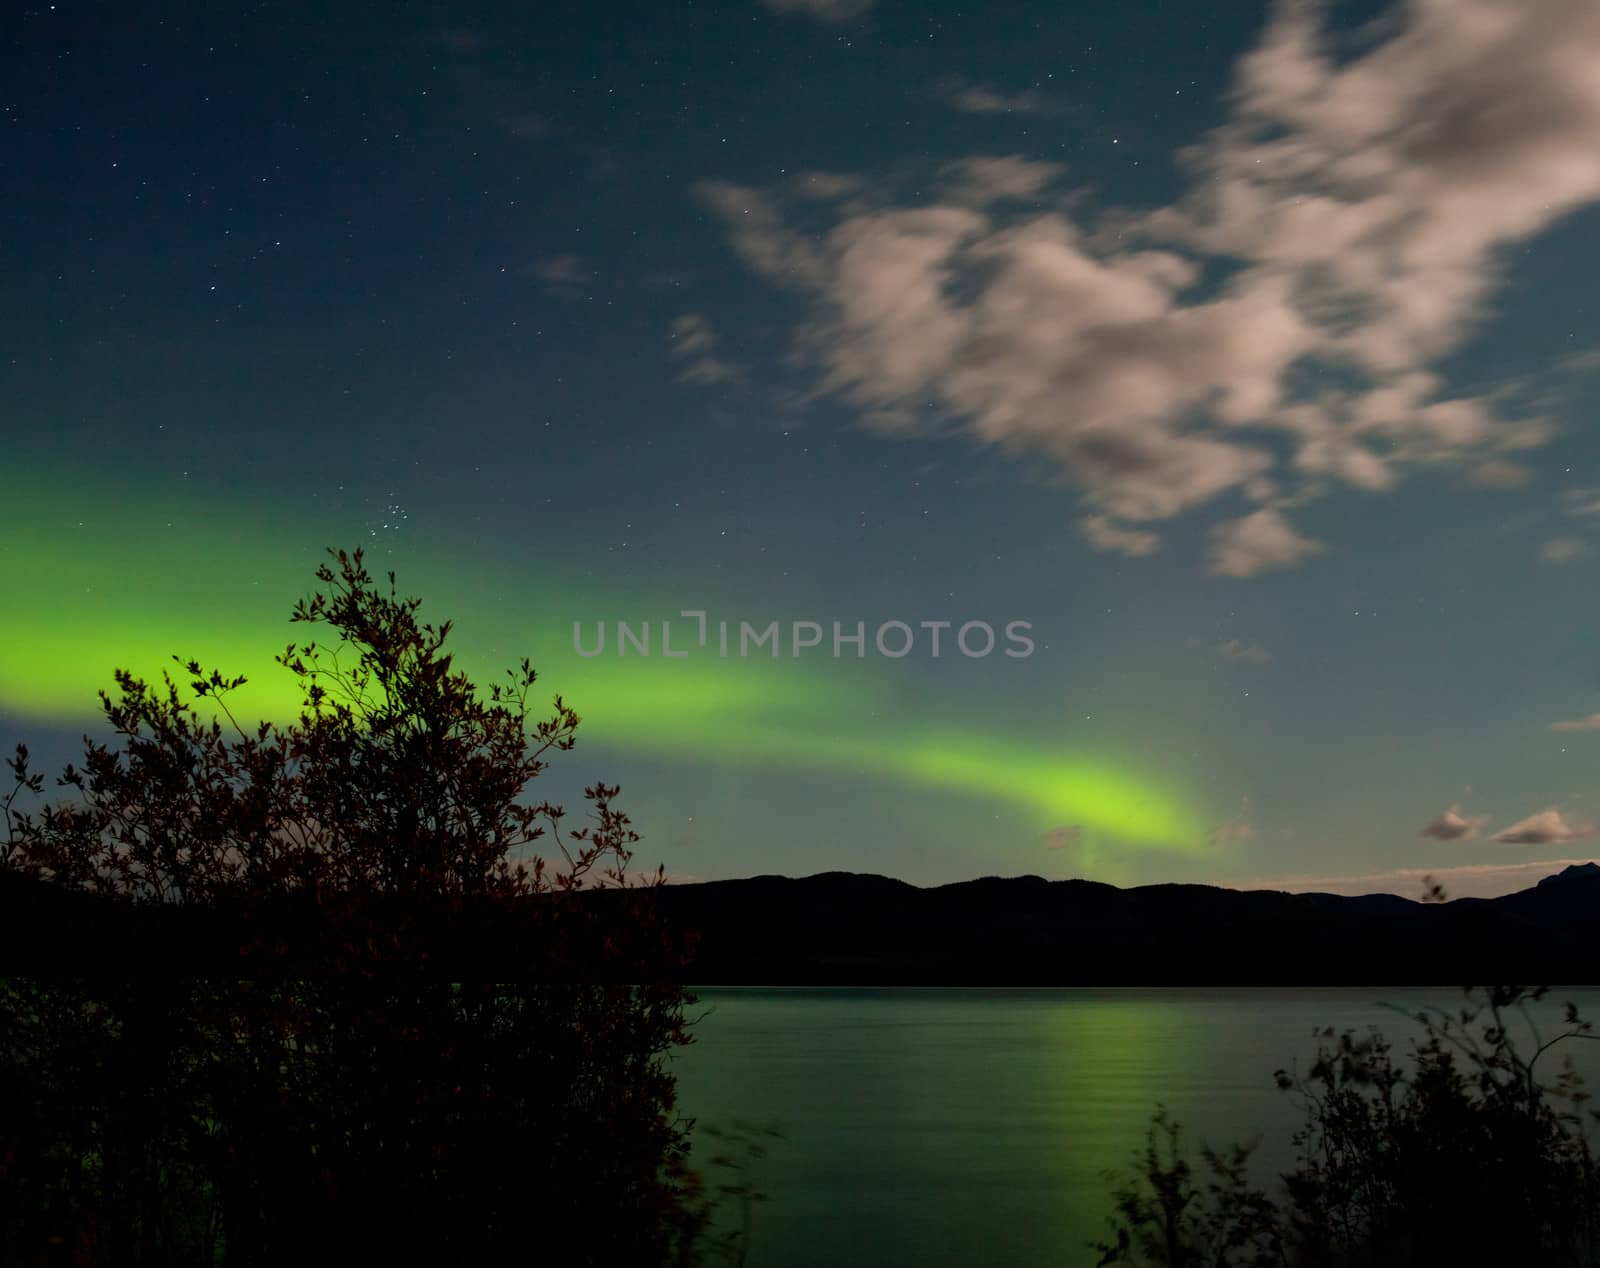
[
  {"xmin": 1095, "ymin": 985, "xmax": 1600, "ymax": 1267},
  {"xmin": 0, "ymin": 549, "xmax": 706, "ymax": 1266}
]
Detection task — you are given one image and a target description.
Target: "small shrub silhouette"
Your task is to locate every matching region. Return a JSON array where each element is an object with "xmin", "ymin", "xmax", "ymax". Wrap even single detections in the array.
[
  {"xmin": 1095, "ymin": 985, "xmax": 1600, "ymax": 1267},
  {"xmin": 1, "ymin": 548, "xmax": 706, "ymax": 1266}
]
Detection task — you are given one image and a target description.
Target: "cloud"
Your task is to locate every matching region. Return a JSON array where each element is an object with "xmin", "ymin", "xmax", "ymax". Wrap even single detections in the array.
[
  {"xmin": 759, "ymin": 0, "xmax": 871, "ymax": 21},
  {"xmin": 1552, "ymin": 713, "xmax": 1600, "ymax": 733},
  {"xmin": 1044, "ymin": 824, "xmax": 1082, "ymax": 849},
  {"xmin": 670, "ymin": 313, "xmax": 718, "ymax": 356},
  {"xmin": 1080, "ymin": 514, "xmax": 1159, "ymax": 558},
  {"xmin": 700, "ymin": 181, "xmax": 1302, "ymax": 528},
  {"xmin": 1420, "ymin": 804, "xmax": 1490, "ymax": 840},
  {"xmin": 793, "ymin": 171, "xmax": 865, "ymax": 201},
  {"xmin": 1217, "ymin": 638, "xmax": 1271, "ymax": 663},
  {"xmin": 1541, "ymin": 537, "xmax": 1590, "ymax": 564},
  {"xmin": 1564, "ymin": 489, "xmax": 1600, "ymax": 517},
  {"xmin": 696, "ymin": 182, "xmax": 826, "ymax": 288},
  {"xmin": 1491, "ymin": 808, "xmax": 1597, "ymax": 845},
  {"xmin": 1210, "ymin": 797, "xmax": 1256, "ymax": 846},
  {"xmin": 1155, "ymin": 0, "xmax": 1600, "ymax": 379},
  {"xmin": 668, "ymin": 313, "xmax": 742, "ymax": 386},
  {"xmin": 527, "ymin": 254, "xmax": 588, "ymax": 291},
  {"xmin": 947, "ymin": 84, "xmax": 1061, "ymax": 116},
  {"xmin": 702, "ymin": 0, "xmax": 1600, "ymax": 574},
  {"xmin": 1208, "ymin": 509, "xmax": 1323, "ymax": 578},
  {"xmin": 1465, "ymin": 459, "xmax": 1532, "ymax": 489},
  {"xmin": 938, "ymin": 156, "xmax": 1065, "ymax": 205}
]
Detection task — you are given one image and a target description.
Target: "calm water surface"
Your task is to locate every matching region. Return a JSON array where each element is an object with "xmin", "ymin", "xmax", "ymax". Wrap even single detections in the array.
[{"xmin": 671, "ymin": 987, "xmax": 1600, "ymax": 1267}]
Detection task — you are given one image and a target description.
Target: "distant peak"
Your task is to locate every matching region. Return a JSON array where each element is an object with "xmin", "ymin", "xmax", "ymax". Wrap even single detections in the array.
[{"xmin": 1537, "ymin": 862, "xmax": 1600, "ymax": 887}]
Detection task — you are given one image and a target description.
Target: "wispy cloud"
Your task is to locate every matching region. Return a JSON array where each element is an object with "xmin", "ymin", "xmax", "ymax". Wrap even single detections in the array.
[
  {"xmin": 703, "ymin": 0, "xmax": 1600, "ymax": 575},
  {"xmin": 526, "ymin": 254, "xmax": 589, "ymax": 293},
  {"xmin": 1541, "ymin": 537, "xmax": 1590, "ymax": 564},
  {"xmin": 1210, "ymin": 797, "xmax": 1255, "ymax": 846},
  {"xmin": 759, "ymin": 0, "xmax": 872, "ymax": 22},
  {"xmin": 938, "ymin": 156, "xmax": 1064, "ymax": 205},
  {"xmin": 668, "ymin": 313, "xmax": 742, "ymax": 386},
  {"xmin": 793, "ymin": 171, "xmax": 865, "ymax": 201},
  {"xmin": 1491, "ymin": 808, "xmax": 1597, "ymax": 846},
  {"xmin": 1565, "ymin": 489, "xmax": 1600, "ymax": 517},
  {"xmin": 1217, "ymin": 638, "xmax": 1272, "ymax": 664},
  {"xmin": 1044, "ymin": 824, "xmax": 1082, "ymax": 849},
  {"xmin": 946, "ymin": 83, "xmax": 1062, "ymax": 116},
  {"xmin": 1080, "ymin": 514, "xmax": 1158, "ymax": 558},
  {"xmin": 434, "ymin": 28, "xmax": 557, "ymax": 143},
  {"xmin": 1420, "ymin": 804, "xmax": 1489, "ymax": 841},
  {"xmin": 1552, "ymin": 713, "xmax": 1600, "ymax": 733},
  {"xmin": 1465, "ymin": 459, "xmax": 1532, "ymax": 489},
  {"xmin": 1209, "ymin": 509, "xmax": 1322, "ymax": 579}
]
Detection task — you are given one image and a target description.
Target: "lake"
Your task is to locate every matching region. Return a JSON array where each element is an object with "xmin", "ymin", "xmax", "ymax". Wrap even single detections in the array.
[{"xmin": 671, "ymin": 986, "xmax": 1600, "ymax": 1267}]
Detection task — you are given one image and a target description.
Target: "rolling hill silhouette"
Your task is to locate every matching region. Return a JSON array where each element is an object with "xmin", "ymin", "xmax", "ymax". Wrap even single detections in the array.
[
  {"xmin": 653, "ymin": 863, "xmax": 1600, "ymax": 984},
  {"xmin": 5, "ymin": 863, "xmax": 1599, "ymax": 985}
]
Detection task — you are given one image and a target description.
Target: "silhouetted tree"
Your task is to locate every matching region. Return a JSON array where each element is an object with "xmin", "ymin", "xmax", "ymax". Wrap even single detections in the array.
[
  {"xmin": 1, "ymin": 548, "xmax": 705, "ymax": 1266},
  {"xmin": 1095, "ymin": 985, "xmax": 1600, "ymax": 1267}
]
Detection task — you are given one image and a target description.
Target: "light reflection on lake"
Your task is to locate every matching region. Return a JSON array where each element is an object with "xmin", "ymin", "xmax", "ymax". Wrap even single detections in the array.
[{"xmin": 672, "ymin": 987, "xmax": 1600, "ymax": 1267}]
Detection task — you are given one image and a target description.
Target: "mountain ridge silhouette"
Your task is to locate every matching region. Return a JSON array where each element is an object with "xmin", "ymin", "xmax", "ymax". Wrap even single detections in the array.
[{"xmin": 4, "ymin": 863, "xmax": 1598, "ymax": 984}]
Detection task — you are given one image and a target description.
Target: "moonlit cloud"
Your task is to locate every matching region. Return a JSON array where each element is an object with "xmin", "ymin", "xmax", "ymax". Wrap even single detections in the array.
[
  {"xmin": 703, "ymin": 0, "xmax": 1600, "ymax": 575},
  {"xmin": 1552, "ymin": 713, "xmax": 1600, "ymax": 733},
  {"xmin": 1216, "ymin": 638, "xmax": 1271, "ymax": 664},
  {"xmin": 1491, "ymin": 808, "xmax": 1597, "ymax": 845},
  {"xmin": 1420, "ymin": 804, "xmax": 1489, "ymax": 841},
  {"xmin": 937, "ymin": 156, "xmax": 1065, "ymax": 205},
  {"xmin": 1079, "ymin": 514, "xmax": 1159, "ymax": 558},
  {"xmin": 1465, "ymin": 459, "xmax": 1533, "ymax": 489},
  {"xmin": 1208, "ymin": 509, "xmax": 1323, "ymax": 579},
  {"xmin": 668, "ymin": 313, "xmax": 742, "ymax": 387},
  {"xmin": 1541, "ymin": 537, "xmax": 1590, "ymax": 564},
  {"xmin": 759, "ymin": 0, "xmax": 872, "ymax": 21},
  {"xmin": 527, "ymin": 254, "xmax": 588, "ymax": 290},
  {"xmin": 1155, "ymin": 0, "xmax": 1600, "ymax": 376},
  {"xmin": 793, "ymin": 171, "xmax": 865, "ymax": 201},
  {"xmin": 946, "ymin": 84, "xmax": 1060, "ymax": 116},
  {"xmin": 1210, "ymin": 797, "xmax": 1256, "ymax": 846}
]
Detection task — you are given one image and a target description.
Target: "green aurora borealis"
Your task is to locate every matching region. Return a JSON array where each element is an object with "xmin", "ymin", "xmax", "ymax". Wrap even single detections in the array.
[{"xmin": 5, "ymin": 471, "xmax": 1210, "ymax": 875}]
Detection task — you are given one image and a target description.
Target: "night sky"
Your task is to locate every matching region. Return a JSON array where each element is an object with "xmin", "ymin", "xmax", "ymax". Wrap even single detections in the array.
[{"xmin": 6, "ymin": 0, "xmax": 1600, "ymax": 897}]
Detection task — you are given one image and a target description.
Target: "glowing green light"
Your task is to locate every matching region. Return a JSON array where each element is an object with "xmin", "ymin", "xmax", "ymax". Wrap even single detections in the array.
[{"xmin": 4, "ymin": 469, "xmax": 1217, "ymax": 862}]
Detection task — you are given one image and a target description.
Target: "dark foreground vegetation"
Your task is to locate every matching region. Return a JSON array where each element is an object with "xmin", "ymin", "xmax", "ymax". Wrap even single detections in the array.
[
  {"xmin": 0, "ymin": 550, "xmax": 717, "ymax": 1266},
  {"xmin": 1097, "ymin": 984, "xmax": 1600, "ymax": 1267}
]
